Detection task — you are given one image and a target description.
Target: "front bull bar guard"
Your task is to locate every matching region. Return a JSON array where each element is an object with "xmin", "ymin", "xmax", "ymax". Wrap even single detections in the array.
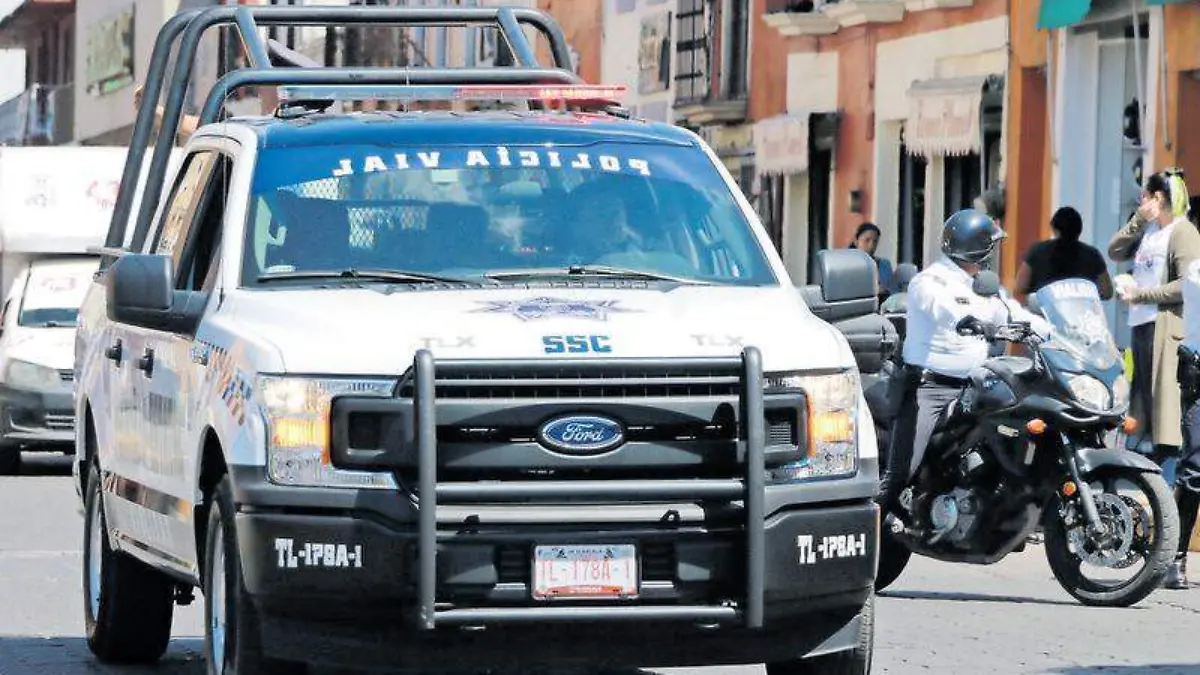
[{"xmin": 410, "ymin": 346, "xmax": 768, "ymax": 630}]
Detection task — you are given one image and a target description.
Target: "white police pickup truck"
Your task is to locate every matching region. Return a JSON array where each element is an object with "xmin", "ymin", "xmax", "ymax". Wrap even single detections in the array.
[{"xmin": 75, "ymin": 7, "xmax": 888, "ymax": 675}]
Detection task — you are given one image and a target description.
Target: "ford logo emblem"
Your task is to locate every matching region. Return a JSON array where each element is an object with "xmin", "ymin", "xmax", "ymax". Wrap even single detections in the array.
[{"xmin": 538, "ymin": 415, "xmax": 625, "ymax": 456}]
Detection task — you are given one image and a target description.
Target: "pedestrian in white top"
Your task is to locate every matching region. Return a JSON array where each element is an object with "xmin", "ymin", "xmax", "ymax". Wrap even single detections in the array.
[
  {"xmin": 1109, "ymin": 168, "xmax": 1200, "ymax": 470},
  {"xmin": 881, "ymin": 210, "xmax": 1050, "ymax": 503}
]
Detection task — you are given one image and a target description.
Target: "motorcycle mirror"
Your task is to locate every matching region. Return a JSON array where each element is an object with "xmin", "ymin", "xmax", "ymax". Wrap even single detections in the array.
[
  {"xmin": 973, "ymin": 270, "xmax": 1001, "ymax": 297},
  {"xmin": 894, "ymin": 263, "xmax": 919, "ymax": 291}
]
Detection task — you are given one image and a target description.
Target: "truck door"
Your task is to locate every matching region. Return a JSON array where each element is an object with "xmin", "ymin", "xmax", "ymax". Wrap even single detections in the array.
[
  {"xmin": 138, "ymin": 148, "xmax": 232, "ymax": 570},
  {"xmin": 103, "ymin": 149, "xmax": 219, "ymax": 572}
]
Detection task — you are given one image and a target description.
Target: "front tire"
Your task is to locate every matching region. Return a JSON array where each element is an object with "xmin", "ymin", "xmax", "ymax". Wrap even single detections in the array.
[
  {"xmin": 874, "ymin": 531, "xmax": 912, "ymax": 593},
  {"xmin": 765, "ymin": 594, "xmax": 874, "ymax": 675},
  {"xmin": 204, "ymin": 475, "xmax": 301, "ymax": 675},
  {"xmin": 82, "ymin": 462, "xmax": 174, "ymax": 663},
  {"xmin": 1044, "ymin": 468, "xmax": 1179, "ymax": 607},
  {"xmin": 0, "ymin": 443, "xmax": 20, "ymax": 475}
]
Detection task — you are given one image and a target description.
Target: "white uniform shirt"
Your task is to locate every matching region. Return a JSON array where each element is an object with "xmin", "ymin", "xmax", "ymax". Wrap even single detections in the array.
[
  {"xmin": 1182, "ymin": 258, "xmax": 1200, "ymax": 352},
  {"xmin": 903, "ymin": 255, "xmax": 1052, "ymax": 379}
]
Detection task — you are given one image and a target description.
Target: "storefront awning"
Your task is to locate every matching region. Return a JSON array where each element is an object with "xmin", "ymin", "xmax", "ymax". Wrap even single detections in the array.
[
  {"xmin": 904, "ymin": 75, "xmax": 990, "ymax": 159},
  {"xmin": 1037, "ymin": 0, "xmax": 1093, "ymax": 30},
  {"xmin": 753, "ymin": 114, "xmax": 813, "ymax": 177}
]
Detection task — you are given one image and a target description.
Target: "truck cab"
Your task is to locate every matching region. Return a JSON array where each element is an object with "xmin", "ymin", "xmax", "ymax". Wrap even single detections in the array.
[{"xmin": 75, "ymin": 7, "xmax": 885, "ymax": 675}]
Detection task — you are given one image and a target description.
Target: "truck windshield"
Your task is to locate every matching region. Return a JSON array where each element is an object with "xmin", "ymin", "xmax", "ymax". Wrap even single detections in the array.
[{"xmin": 240, "ymin": 141, "xmax": 778, "ymax": 287}]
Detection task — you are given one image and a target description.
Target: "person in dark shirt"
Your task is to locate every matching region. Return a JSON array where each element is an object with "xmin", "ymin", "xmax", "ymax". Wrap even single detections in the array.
[
  {"xmin": 1016, "ymin": 206, "xmax": 1114, "ymax": 299},
  {"xmin": 848, "ymin": 222, "xmax": 896, "ymax": 297}
]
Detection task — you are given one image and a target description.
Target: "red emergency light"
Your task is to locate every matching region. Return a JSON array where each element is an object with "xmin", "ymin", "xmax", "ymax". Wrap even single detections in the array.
[
  {"xmin": 453, "ymin": 85, "xmax": 627, "ymax": 105},
  {"xmin": 277, "ymin": 84, "xmax": 628, "ymax": 108}
]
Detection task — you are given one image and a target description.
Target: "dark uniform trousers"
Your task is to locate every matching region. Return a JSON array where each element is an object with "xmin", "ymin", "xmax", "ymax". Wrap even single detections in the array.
[
  {"xmin": 1175, "ymin": 345, "xmax": 1200, "ymax": 559},
  {"xmin": 879, "ymin": 367, "xmax": 964, "ymax": 507}
]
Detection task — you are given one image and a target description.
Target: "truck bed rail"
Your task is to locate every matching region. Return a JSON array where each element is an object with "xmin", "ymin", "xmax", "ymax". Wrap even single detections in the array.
[{"xmin": 105, "ymin": 5, "xmax": 582, "ymax": 262}]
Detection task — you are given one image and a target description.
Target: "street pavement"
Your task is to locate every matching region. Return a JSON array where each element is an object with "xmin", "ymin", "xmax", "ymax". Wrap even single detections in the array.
[{"xmin": 2, "ymin": 454, "xmax": 1199, "ymax": 675}]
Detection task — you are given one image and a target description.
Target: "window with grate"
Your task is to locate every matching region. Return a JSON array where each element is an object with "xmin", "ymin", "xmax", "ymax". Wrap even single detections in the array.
[
  {"xmin": 675, "ymin": 0, "xmax": 708, "ymax": 103},
  {"xmin": 726, "ymin": 0, "xmax": 748, "ymax": 99}
]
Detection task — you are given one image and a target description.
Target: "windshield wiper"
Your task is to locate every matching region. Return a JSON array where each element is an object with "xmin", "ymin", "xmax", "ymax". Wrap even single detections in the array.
[
  {"xmin": 257, "ymin": 268, "xmax": 473, "ymax": 285},
  {"xmin": 485, "ymin": 264, "xmax": 707, "ymax": 285}
]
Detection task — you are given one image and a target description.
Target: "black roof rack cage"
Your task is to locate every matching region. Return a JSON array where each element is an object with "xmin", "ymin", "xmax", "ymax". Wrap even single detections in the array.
[{"xmin": 103, "ymin": 5, "xmax": 585, "ymax": 258}]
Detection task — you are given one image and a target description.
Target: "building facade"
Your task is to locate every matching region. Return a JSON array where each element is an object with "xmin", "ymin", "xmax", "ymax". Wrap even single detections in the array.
[
  {"xmin": 758, "ymin": 0, "xmax": 1008, "ymax": 283},
  {"xmin": 598, "ymin": 0, "xmax": 763, "ymax": 271},
  {"xmin": 1005, "ymin": 0, "xmax": 1200, "ymax": 350},
  {"xmin": 73, "ymin": 0, "xmax": 186, "ymax": 145},
  {"xmin": 0, "ymin": 0, "xmax": 75, "ymax": 146}
]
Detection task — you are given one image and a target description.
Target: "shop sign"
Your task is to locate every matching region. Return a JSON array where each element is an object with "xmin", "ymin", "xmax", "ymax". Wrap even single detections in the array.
[
  {"xmin": 754, "ymin": 114, "xmax": 810, "ymax": 176},
  {"xmin": 86, "ymin": 5, "xmax": 135, "ymax": 96},
  {"xmin": 904, "ymin": 75, "xmax": 987, "ymax": 158}
]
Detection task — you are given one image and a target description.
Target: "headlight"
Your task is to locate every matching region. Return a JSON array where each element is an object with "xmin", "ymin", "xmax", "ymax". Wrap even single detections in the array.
[
  {"xmin": 260, "ymin": 375, "xmax": 396, "ymax": 489},
  {"xmin": 1064, "ymin": 373, "xmax": 1111, "ymax": 411},
  {"xmin": 1112, "ymin": 375, "xmax": 1130, "ymax": 411},
  {"xmin": 764, "ymin": 369, "xmax": 859, "ymax": 482},
  {"xmin": 5, "ymin": 359, "xmax": 63, "ymax": 392}
]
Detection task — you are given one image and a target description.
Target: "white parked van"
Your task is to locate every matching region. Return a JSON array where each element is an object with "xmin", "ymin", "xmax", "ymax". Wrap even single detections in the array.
[{"xmin": 0, "ymin": 256, "xmax": 99, "ymax": 473}]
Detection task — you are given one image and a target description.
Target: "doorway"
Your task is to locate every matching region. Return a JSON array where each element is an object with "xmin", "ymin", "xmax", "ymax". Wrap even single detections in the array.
[
  {"xmin": 897, "ymin": 144, "xmax": 927, "ymax": 269},
  {"xmin": 807, "ymin": 147, "xmax": 832, "ymax": 283}
]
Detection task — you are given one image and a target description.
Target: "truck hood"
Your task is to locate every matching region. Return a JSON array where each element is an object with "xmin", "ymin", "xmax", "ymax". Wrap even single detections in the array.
[
  {"xmin": 221, "ymin": 285, "xmax": 855, "ymax": 375},
  {"xmin": 3, "ymin": 327, "xmax": 75, "ymax": 370}
]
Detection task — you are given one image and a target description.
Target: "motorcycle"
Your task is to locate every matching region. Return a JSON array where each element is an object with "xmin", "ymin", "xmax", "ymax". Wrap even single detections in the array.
[
  {"xmin": 868, "ymin": 274, "xmax": 1180, "ymax": 607},
  {"xmin": 864, "ymin": 263, "xmax": 918, "ymax": 454}
]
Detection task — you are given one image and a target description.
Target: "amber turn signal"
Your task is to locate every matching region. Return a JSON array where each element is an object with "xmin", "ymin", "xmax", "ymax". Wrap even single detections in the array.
[
  {"xmin": 1026, "ymin": 419, "xmax": 1047, "ymax": 435},
  {"xmin": 1062, "ymin": 481, "xmax": 1078, "ymax": 497},
  {"xmin": 1122, "ymin": 416, "xmax": 1138, "ymax": 434}
]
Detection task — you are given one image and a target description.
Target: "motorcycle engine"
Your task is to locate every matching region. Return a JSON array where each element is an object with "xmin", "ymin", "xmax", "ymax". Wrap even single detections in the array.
[{"xmin": 928, "ymin": 488, "xmax": 982, "ymax": 545}]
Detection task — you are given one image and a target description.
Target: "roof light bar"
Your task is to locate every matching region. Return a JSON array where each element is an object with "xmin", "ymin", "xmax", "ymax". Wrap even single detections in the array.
[{"xmin": 277, "ymin": 84, "xmax": 628, "ymax": 106}]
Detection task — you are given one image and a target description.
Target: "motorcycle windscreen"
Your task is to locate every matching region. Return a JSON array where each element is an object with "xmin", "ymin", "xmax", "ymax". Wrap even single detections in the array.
[{"xmin": 1034, "ymin": 279, "xmax": 1122, "ymax": 370}]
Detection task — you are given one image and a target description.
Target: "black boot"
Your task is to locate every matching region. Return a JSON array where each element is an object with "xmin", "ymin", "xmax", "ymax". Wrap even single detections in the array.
[
  {"xmin": 1165, "ymin": 488, "xmax": 1199, "ymax": 590},
  {"xmin": 1165, "ymin": 554, "xmax": 1189, "ymax": 590}
]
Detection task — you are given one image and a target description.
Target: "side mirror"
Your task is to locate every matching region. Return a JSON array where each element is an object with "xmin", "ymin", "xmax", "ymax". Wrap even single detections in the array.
[
  {"xmin": 106, "ymin": 254, "xmax": 205, "ymax": 334},
  {"xmin": 893, "ymin": 263, "xmax": 918, "ymax": 292},
  {"xmin": 801, "ymin": 249, "xmax": 878, "ymax": 322},
  {"xmin": 800, "ymin": 250, "xmax": 894, "ymax": 374},
  {"xmin": 973, "ymin": 270, "xmax": 1001, "ymax": 297}
]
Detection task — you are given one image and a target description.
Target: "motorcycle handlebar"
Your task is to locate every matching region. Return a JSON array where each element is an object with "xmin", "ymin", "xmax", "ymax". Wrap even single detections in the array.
[{"xmin": 956, "ymin": 317, "xmax": 1042, "ymax": 346}]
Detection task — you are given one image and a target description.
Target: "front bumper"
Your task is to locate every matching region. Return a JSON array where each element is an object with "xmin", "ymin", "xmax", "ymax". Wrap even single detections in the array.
[
  {"xmin": 229, "ymin": 349, "xmax": 879, "ymax": 669},
  {"xmin": 230, "ymin": 460, "xmax": 880, "ymax": 669},
  {"xmin": 0, "ymin": 383, "xmax": 75, "ymax": 448}
]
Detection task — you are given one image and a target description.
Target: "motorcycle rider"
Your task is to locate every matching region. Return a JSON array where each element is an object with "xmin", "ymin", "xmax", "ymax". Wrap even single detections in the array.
[
  {"xmin": 1171, "ymin": 258, "xmax": 1200, "ymax": 589},
  {"xmin": 881, "ymin": 209, "xmax": 1052, "ymax": 506}
]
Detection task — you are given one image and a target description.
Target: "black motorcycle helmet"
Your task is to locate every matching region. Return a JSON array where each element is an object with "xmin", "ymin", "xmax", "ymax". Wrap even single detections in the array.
[{"xmin": 941, "ymin": 209, "xmax": 1006, "ymax": 264}]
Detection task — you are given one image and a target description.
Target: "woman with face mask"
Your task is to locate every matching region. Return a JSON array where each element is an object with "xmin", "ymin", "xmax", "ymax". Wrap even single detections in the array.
[{"xmin": 1109, "ymin": 168, "xmax": 1200, "ymax": 477}]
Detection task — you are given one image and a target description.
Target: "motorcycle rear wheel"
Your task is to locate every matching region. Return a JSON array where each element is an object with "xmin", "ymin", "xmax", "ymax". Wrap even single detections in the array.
[{"xmin": 1043, "ymin": 467, "xmax": 1179, "ymax": 607}]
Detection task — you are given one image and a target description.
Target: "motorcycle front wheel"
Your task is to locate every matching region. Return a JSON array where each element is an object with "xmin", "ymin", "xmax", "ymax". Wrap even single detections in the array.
[
  {"xmin": 874, "ymin": 529, "xmax": 912, "ymax": 593},
  {"xmin": 1043, "ymin": 467, "xmax": 1180, "ymax": 607}
]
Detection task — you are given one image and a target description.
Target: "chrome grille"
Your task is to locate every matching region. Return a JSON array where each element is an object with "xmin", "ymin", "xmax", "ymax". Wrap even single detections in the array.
[
  {"xmin": 44, "ymin": 413, "xmax": 74, "ymax": 431},
  {"xmin": 397, "ymin": 362, "xmax": 743, "ymax": 400}
]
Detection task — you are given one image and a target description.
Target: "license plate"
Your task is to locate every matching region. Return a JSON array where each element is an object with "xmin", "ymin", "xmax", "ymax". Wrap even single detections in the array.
[{"xmin": 532, "ymin": 545, "xmax": 638, "ymax": 600}]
